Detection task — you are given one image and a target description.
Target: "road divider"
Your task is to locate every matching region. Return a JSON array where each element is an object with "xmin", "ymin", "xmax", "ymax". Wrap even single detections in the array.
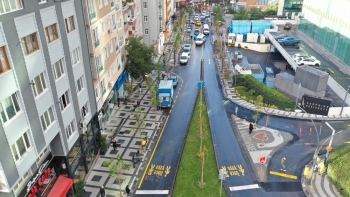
[{"xmin": 229, "ymin": 184, "xmax": 260, "ymax": 191}]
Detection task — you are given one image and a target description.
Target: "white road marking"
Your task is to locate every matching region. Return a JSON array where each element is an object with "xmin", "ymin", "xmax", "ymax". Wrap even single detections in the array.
[
  {"xmin": 135, "ymin": 190, "xmax": 169, "ymax": 194},
  {"xmin": 229, "ymin": 184, "xmax": 260, "ymax": 191},
  {"xmin": 208, "ymin": 59, "xmax": 211, "ymax": 64}
]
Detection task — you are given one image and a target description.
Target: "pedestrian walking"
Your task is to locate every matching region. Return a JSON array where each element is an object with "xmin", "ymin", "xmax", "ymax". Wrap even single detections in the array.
[
  {"xmin": 100, "ymin": 186, "xmax": 105, "ymax": 197},
  {"xmin": 117, "ymin": 97, "xmax": 120, "ymax": 107},
  {"xmin": 111, "ymin": 139, "xmax": 117, "ymax": 151},
  {"xmin": 139, "ymin": 83, "xmax": 142, "ymax": 93},
  {"xmin": 249, "ymin": 123, "xmax": 254, "ymax": 134},
  {"xmin": 124, "ymin": 93, "xmax": 127, "ymax": 105},
  {"xmin": 137, "ymin": 100, "xmax": 140, "ymax": 108},
  {"xmin": 125, "ymin": 185, "xmax": 131, "ymax": 196},
  {"xmin": 280, "ymin": 157, "xmax": 286, "ymax": 171}
]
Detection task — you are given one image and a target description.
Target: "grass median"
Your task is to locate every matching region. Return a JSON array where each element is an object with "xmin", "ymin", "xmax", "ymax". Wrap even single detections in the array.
[
  {"xmin": 327, "ymin": 146, "xmax": 350, "ymax": 197},
  {"xmin": 173, "ymin": 91, "xmax": 226, "ymax": 197}
]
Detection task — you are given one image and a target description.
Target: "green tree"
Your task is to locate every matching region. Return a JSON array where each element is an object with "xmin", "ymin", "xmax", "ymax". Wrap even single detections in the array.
[
  {"xmin": 252, "ymin": 95, "xmax": 264, "ymax": 124},
  {"xmin": 125, "ymin": 78, "xmax": 134, "ymax": 97},
  {"xmin": 145, "ymin": 76, "xmax": 154, "ymax": 90},
  {"xmin": 74, "ymin": 180, "xmax": 86, "ymax": 197},
  {"xmin": 102, "ymin": 155, "xmax": 132, "ymax": 197},
  {"xmin": 125, "ymin": 37, "xmax": 154, "ymax": 79},
  {"xmin": 249, "ymin": 8, "xmax": 264, "ymax": 20},
  {"xmin": 234, "ymin": 7, "xmax": 249, "ymax": 20},
  {"xmin": 151, "ymin": 86, "xmax": 160, "ymax": 111},
  {"xmin": 264, "ymin": 4, "xmax": 278, "ymax": 16}
]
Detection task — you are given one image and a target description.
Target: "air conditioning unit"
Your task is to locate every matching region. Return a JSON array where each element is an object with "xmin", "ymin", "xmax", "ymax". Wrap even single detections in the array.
[{"xmin": 80, "ymin": 120, "xmax": 87, "ymax": 134}]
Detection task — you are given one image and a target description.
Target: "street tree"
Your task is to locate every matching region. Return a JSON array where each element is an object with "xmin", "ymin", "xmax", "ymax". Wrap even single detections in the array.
[
  {"xmin": 125, "ymin": 78, "xmax": 134, "ymax": 97},
  {"xmin": 145, "ymin": 76, "xmax": 154, "ymax": 90},
  {"xmin": 151, "ymin": 86, "xmax": 160, "ymax": 111},
  {"xmin": 102, "ymin": 154, "xmax": 132, "ymax": 197},
  {"xmin": 249, "ymin": 8, "xmax": 264, "ymax": 20},
  {"xmin": 234, "ymin": 7, "xmax": 249, "ymax": 20},
  {"xmin": 125, "ymin": 36, "xmax": 154, "ymax": 80},
  {"xmin": 133, "ymin": 107, "xmax": 148, "ymax": 153},
  {"xmin": 252, "ymin": 95, "xmax": 264, "ymax": 124}
]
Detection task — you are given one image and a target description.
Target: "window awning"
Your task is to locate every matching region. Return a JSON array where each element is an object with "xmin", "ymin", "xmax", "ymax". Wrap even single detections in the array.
[{"xmin": 47, "ymin": 176, "xmax": 73, "ymax": 197}]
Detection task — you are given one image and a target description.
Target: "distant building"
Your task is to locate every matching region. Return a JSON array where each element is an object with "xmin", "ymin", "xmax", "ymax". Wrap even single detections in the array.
[
  {"xmin": 277, "ymin": 0, "xmax": 303, "ymax": 18},
  {"xmin": 236, "ymin": 0, "xmax": 278, "ymax": 11}
]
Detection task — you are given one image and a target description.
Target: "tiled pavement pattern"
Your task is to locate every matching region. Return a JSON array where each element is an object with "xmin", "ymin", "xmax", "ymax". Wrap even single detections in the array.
[{"xmin": 84, "ymin": 74, "xmax": 165, "ymax": 197}]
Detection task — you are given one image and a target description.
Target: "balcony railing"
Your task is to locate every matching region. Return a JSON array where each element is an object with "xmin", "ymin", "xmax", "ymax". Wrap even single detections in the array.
[
  {"xmin": 90, "ymin": 12, "xmax": 96, "ymax": 20},
  {"xmin": 94, "ymin": 40, "xmax": 100, "ymax": 48}
]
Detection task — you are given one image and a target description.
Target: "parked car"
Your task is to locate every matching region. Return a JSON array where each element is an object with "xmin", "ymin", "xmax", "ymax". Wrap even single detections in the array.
[
  {"xmin": 292, "ymin": 53, "xmax": 312, "ymax": 62},
  {"xmin": 170, "ymin": 76, "xmax": 178, "ymax": 87},
  {"xmin": 284, "ymin": 22, "xmax": 292, "ymax": 30},
  {"xmin": 278, "ymin": 37, "xmax": 301, "ymax": 46},
  {"xmin": 195, "ymin": 34, "xmax": 206, "ymax": 46},
  {"xmin": 194, "ymin": 29, "xmax": 201, "ymax": 39},
  {"xmin": 235, "ymin": 51, "xmax": 243, "ymax": 60},
  {"xmin": 297, "ymin": 57, "xmax": 321, "ymax": 66},
  {"xmin": 180, "ymin": 52, "xmax": 190, "ymax": 64},
  {"xmin": 187, "ymin": 25, "xmax": 192, "ymax": 32},
  {"xmin": 273, "ymin": 34, "xmax": 287, "ymax": 40},
  {"xmin": 183, "ymin": 44, "xmax": 191, "ymax": 54}
]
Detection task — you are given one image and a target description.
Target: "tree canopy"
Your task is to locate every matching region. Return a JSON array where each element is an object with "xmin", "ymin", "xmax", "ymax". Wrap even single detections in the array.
[{"xmin": 125, "ymin": 36, "xmax": 154, "ymax": 79}]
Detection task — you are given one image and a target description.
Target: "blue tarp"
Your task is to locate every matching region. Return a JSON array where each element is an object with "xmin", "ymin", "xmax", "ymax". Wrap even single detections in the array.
[
  {"xmin": 229, "ymin": 21, "xmax": 273, "ymax": 34},
  {"xmin": 115, "ymin": 71, "xmax": 128, "ymax": 90},
  {"xmin": 251, "ymin": 22, "xmax": 273, "ymax": 34}
]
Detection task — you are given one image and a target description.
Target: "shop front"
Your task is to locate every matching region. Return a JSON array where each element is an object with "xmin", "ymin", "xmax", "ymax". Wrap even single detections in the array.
[
  {"xmin": 18, "ymin": 153, "xmax": 73, "ymax": 197},
  {"xmin": 67, "ymin": 114, "xmax": 100, "ymax": 183}
]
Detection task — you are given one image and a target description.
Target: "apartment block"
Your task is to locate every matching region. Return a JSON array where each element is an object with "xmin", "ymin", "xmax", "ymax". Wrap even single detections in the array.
[
  {"xmin": 277, "ymin": 0, "xmax": 303, "ymax": 18},
  {"xmin": 141, "ymin": 0, "xmax": 175, "ymax": 54},
  {"xmin": 0, "ymin": 0, "xmax": 99, "ymax": 197}
]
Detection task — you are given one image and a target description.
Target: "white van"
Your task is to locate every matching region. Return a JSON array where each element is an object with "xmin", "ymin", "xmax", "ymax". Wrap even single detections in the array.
[
  {"xmin": 195, "ymin": 34, "xmax": 206, "ymax": 46},
  {"xmin": 203, "ymin": 24, "xmax": 210, "ymax": 35}
]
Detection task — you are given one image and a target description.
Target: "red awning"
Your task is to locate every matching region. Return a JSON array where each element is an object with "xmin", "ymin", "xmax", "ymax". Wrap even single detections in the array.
[{"xmin": 47, "ymin": 176, "xmax": 73, "ymax": 197}]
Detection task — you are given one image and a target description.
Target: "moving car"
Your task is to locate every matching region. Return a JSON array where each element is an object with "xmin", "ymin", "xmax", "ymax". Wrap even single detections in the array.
[
  {"xmin": 194, "ymin": 29, "xmax": 200, "ymax": 39},
  {"xmin": 278, "ymin": 37, "xmax": 301, "ymax": 46},
  {"xmin": 284, "ymin": 22, "xmax": 292, "ymax": 30},
  {"xmin": 194, "ymin": 16, "xmax": 199, "ymax": 21},
  {"xmin": 187, "ymin": 25, "xmax": 192, "ymax": 32},
  {"xmin": 190, "ymin": 19, "xmax": 195, "ymax": 24},
  {"xmin": 297, "ymin": 57, "xmax": 321, "ymax": 66},
  {"xmin": 195, "ymin": 21, "xmax": 201, "ymax": 26},
  {"xmin": 206, "ymin": 12, "xmax": 210, "ymax": 17},
  {"xmin": 180, "ymin": 52, "xmax": 190, "ymax": 64},
  {"xmin": 170, "ymin": 76, "xmax": 178, "ymax": 87},
  {"xmin": 195, "ymin": 33, "xmax": 206, "ymax": 46},
  {"xmin": 203, "ymin": 24, "xmax": 210, "ymax": 35},
  {"xmin": 235, "ymin": 51, "xmax": 243, "ymax": 60}
]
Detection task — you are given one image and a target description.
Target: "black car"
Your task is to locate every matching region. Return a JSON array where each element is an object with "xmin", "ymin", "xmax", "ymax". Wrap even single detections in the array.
[{"xmin": 284, "ymin": 22, "xmax": 292, "ymax": 30}]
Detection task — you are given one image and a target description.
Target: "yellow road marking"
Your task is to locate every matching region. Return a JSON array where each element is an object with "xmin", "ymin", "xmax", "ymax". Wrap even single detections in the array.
[
  {"xmin": 270, "ymin": 171, "xmax": 298, "ymax": 180},
  {"xmin": 340, "ymin": 68, "xmax": 347, "ymax": 74},
  {"xmin": 138, "ymin": 116, "xmax": 170, "ymax": 188},
  {"xmin": 170, "ymin": 109, "xmax": 172, "ymax": 113},
  {"xmin": 328, "ymin": 68, "xmax": 335, "ymax": 74}
]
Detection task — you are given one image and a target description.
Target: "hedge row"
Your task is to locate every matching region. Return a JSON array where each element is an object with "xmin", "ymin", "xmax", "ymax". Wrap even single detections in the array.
[{"xmin": 235, "ymin": 74, "xmax": 295, "ymax": 110}]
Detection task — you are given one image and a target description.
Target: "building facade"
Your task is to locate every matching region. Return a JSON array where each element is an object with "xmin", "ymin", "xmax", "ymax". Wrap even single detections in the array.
[
  {"xmin": 277, "ymin": 0, "xmax": 303, "ymax": 18},
  {"xmin": 141, "ymin": 0, "xmax": 175, "ymax": 54},
  {"xmin": 299, "ymin": 0, "xmax": 350, "ymax": 66},
  {"xmin": 236, "ymin": 0, "xmax": 277, "ymax": 11},
  {"xmin": 0, "ymin": 0, "xmax": 98, "ymax": 197}
]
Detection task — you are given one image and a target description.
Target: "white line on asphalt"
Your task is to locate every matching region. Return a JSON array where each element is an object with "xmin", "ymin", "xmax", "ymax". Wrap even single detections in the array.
[
  {"xmin": 229, "ymin": 184, "xmax": 260, "ymax": 191},
  {"xmin": 135, "ymin": 190, "xmax": 169, "ymax": 194}
]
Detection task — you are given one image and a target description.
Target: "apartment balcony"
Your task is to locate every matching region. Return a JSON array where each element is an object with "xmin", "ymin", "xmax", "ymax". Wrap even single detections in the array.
[
  {"xmin": 127, "ymin": 0, "xmax": 136, "ymax": 9},
  {"xmin": 128, "ymin": 16, "xmax": 136, "ymax": 26},
  {"xmin": 122, "ymin": 2, "xmax": 129, "ymax": 14}
]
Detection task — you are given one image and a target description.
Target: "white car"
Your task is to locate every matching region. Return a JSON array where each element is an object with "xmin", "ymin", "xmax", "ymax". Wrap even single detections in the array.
[
  {"xmin": 183, "ymin": 44, "xmax": 191, "ymax": 56},
  {"xmin": 235, "ymin": 51, "xmax": 243, "ymax": 60},
  {"xmin": 194, "ymin": 16, "xmax": 199, "ymax": 21},
  {"xmin": 180, "ymin": 52, "xmax": 190, "ymax": 64},
  {"xmin": 292, "ymin": 53, "xmax": 312, "ymax": 62},
  {"xmin": 297, "ymin": 57, "xmax": 321, "ymax": 66}
]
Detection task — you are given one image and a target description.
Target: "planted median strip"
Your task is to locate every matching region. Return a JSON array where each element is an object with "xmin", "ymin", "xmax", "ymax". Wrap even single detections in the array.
[{"xmin": 173, "ymin": 91, "xmax": 226, "ymax": 197}]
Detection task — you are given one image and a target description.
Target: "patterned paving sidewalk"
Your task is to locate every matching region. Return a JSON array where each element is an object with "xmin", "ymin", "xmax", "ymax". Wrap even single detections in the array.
[{"xmin": 84, "ymin": 76, "xmax": 164, "ymax": 197}]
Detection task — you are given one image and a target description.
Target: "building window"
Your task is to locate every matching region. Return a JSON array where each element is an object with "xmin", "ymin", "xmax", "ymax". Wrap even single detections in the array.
[
  {"xmin": 32, "ymin": 72, "xmax": 47, "ymax": 97},
  {"xmin": 110, "ymin": 0, "xmax": 114, "ymax": 7},
  {"xmin": 96, "ymin": 53, "xmax": 103, "ymax": 74},
  {"xmin": 0, "ymin": 46, "xmax": 10, "ymax": 75},
  {"xmin": 70, "ymin": 47, "xmax": 80, "ymax": 65},
  {"xmin": 0, "ymin": 0, "xmax": 23, "ymax": 15},
  {"xmin": 101, "ymin": 21, "xmax": 106, "ymax": 35},
  {"xmin": 143, "ymin": 2, "xmax": 147, "ymax": 8},
  {"xmin": 65, "ymin": 16, "xmax": 75, "ymax": 33},
  {"xmin": 116, "ymin": 0, "xmax": 120, "ymax": 10},
  {"xmin": 95, "ymin": 87, "xmax": 99, "ymax": 98},
  {"xmin": 0, "ymin": 93, "xmax": 21, "ymax": 123},
  {"xmin": 11, "ymin": 132, "xmax": 31, "ymax": 162},
  {"xmin": 81, "ymin": 102, "xmax": 89, "ymax": 117},
  {"xmin": 121, "ymin": 53, "xmax": 125, "ymax": 63},
  {"xmin": 107, "ymin": 18, "xmax": 111, "ymax": 33},
  {"xmin": 143, "ymin": 16, "xmax": 148, "ymax": 22},
  {"xmin": 65, "ymin": 119, "xmax": 76, "ymax": 139},
  {"xmin": 104, "ymin": 0, "xmax": 108, "ymax": 6},
  {"xmin": 76, "ymin": 75, "xmax": 85, "ymax": 93},
  {"xmin": 144, "ymin": 28, "xmax": 149, "ymax": 35},
  {"xmin": 112, "ymin": 13, "xmax": 117, "ymax": 30},
  {"xmin": 59, "ymin": 91, "xmax": 70, "ymax": 111},
  {"xmin": 14, "ymin": 170, "xmax": 30, "ymax": 196},
  {"xmin": 45, "ymin": 23, "xmax": 59, "ymax": 43},
  {"xmin": 98, "ymin": 0, "xmax": 102, "ymax": 8},
  {"xmin": 52, "ymin": 59, "xmax": 65, "ymax": 80},
  {"xmin": 21, "ymin": 33, "xmax": 39, "ymax": 55},
  {"xmin": 109, "ymin": 41, "xmax": 113, "ymax": 53},
  {"xmin": 118, "ymin": 19, "xmax": 121, "ymax": 29},
  {"xmin": 104, "ymin": 47, "xmax": 109, "ymax": 60},
  {"xmin": 119, "ymin": 36, "xmax": 124, "ymax": 47},
  {"xmin": 93, "ymin": 27, "xmax": 100, "ymax": 48},
  {"xmin": 114, "ymin": 36, "xmax": 119, "ymax": 52},
  {"xmin": 40, "ymin": 107, "xmax": 54, "ymax": 131},
  {"xmin": 100, "ymin": 79, "xmax": 106, "ymax": 96},
  {"xmin": 88, "ymin": 0, "xmax": 96, "ymax": 20}
]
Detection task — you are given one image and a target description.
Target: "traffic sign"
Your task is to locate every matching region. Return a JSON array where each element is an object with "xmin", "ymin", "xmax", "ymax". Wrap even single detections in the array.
[
  {"xmin": 260, "ymin": 156, "xmax": 267, "ymax": 166},
  {"xmin": 197, "ymin": 82, "xmax": 206, "ymax": 89}
]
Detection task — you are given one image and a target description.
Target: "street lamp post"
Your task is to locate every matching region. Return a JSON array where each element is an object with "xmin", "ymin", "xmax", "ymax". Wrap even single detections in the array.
[
  {"xmin": 297, "ymin": 104, "xmax": 319, "ymax": 185},
  {"xmin": 325, "ymin": 122, "xmax": 336, "ymax": 162}
]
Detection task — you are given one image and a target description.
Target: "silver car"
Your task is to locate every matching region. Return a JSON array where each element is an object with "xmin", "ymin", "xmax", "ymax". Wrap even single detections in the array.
[{"xmin": 235, "ymin": 51, "xmax": 243, "ymax": 60}]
